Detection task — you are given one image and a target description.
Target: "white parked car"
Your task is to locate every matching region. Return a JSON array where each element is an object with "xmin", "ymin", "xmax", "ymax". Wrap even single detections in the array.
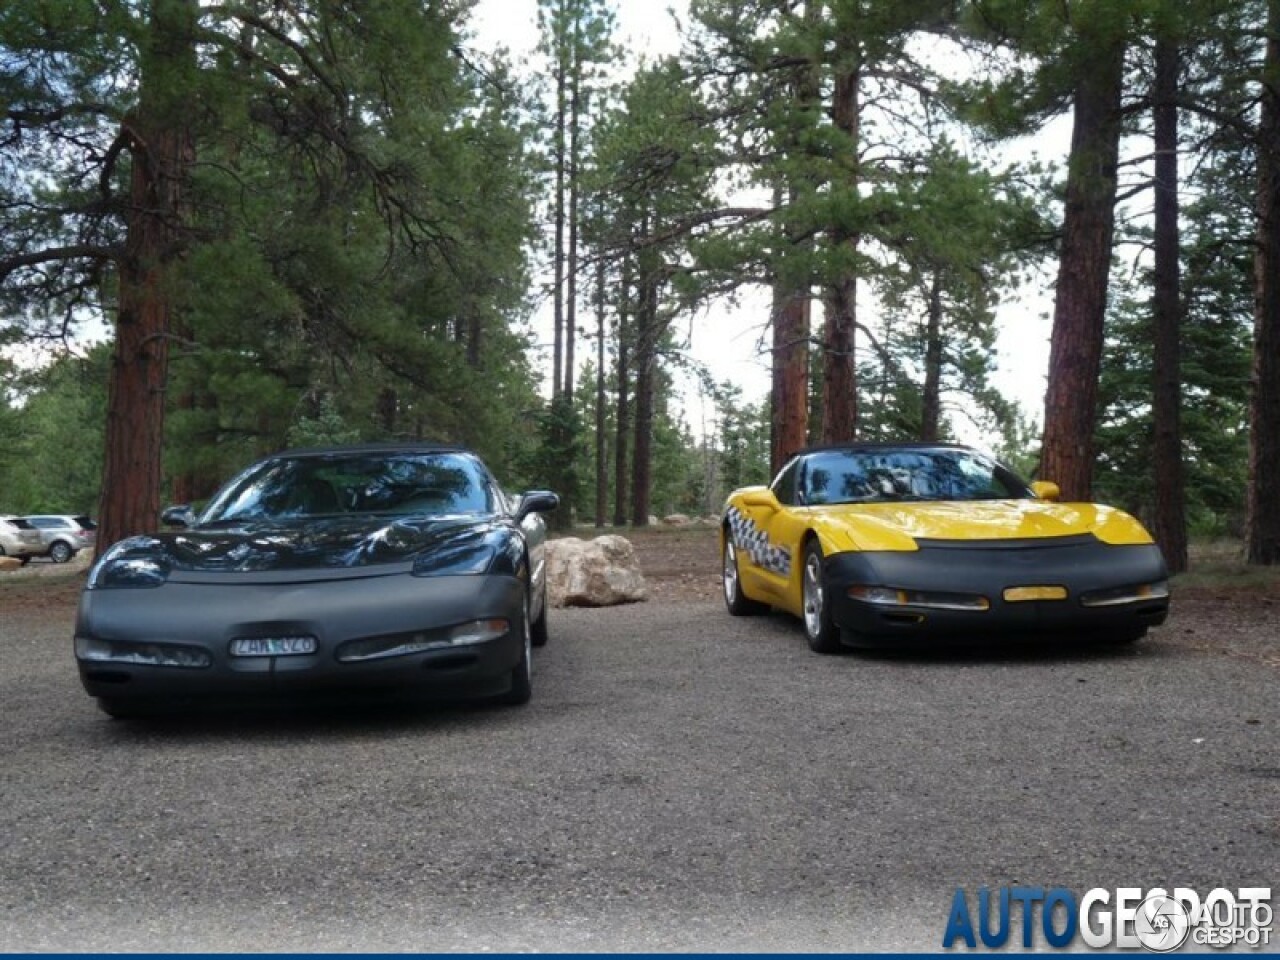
[
  {"xmin": 0, "ymin": 516, "xmax": 42, "ymax": 565},
  {"xmin": 22, "ymin": 515, "xmax": 97, "ymax": 563}
]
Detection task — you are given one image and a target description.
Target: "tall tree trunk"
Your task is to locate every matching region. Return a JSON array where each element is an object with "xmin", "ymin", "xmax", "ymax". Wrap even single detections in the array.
[
  {"xmin": 1247, "ymin": 0, "xmax": 1280, "ymax": 565},
  {"xmin": 1151, "ymin": 36, "xmax": 1188, "ymax": 573},
  {"xmin": 771, "ymin": 284, "xmax": 810, "ymax": 475},
  {"xmin": 921, "ymin": 273, "xmax": 944, "ymax": 441},
  {"xmin": 821, "ymin": 62, "xmax": 860, "ymax": 444},
  {"xmin": 565, "ymin": 64, "xmax": 581, "ymax": 399},
  {"xmin": 822, "ymin": 280, "xmax": 857, "ymax": 444},
  {"xmin": 594, "ymin": 258, "xmax": 607, "ymax": 528},
  {"xmin": 551, "ymin": 12, "xmax": 567, "ymax": 399},
  {"xmin": 770, "ymin": 5, "xmax": 820, "ymax": 472},
  {"xmin": 631, "ymin": 264, "xmax": 657, "ymax": 526},
  {"xmin": 613, "ymin": 262, "xmax": 631, "ymax": 527},
  {"xmin": 1040, "ymin": 32, "xmax": 1126, "ymax": 500},
  {"xmin": 98, "ymin": 0, "xmax": 196, "ymax": 554}
]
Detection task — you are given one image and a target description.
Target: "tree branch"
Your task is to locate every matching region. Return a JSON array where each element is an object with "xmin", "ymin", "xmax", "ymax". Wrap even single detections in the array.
[
  {"xmin": 5, "ymin": 102, "xmax": 116, "ymax": 127},
  {"xmin": 98, "ymin": 127, "xmax": 133, "ymax": 199},
  {"xmin": 201, "ymin": 5, "xmax": 346, "ymax": 103},
  {"xmin": 0, "ymin": 245, "xmax": 122, "ymax": 282}
]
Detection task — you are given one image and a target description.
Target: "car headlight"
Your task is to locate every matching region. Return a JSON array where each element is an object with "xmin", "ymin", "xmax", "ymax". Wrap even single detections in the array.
[
  {"xmin": 336, "ymin": 618, "xmax": 511, "ymax": 662},
  {"xmin": 87, "ymin": 538, "xmax": 171, "ymax": 589},
  {"xmin": 411, "ymin": 543, "xmax": 496, "ymax": 577},
  {"xmin": 75, "ymin": 635, "xmax": 212, "ymax": 669},
  {"xmin": 848, "ymin": 585, "xmax": 991, "ymax": 611},
  {"xmin": 1080, "ymin": 580, "xmax": 1170, "ymax": 608}
]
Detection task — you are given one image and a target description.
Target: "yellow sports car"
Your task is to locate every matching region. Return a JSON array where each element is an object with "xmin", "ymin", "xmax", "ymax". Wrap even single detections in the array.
[{"xmin": 720, "ymin": 443, "xmax": 1170, "ymax": 652}]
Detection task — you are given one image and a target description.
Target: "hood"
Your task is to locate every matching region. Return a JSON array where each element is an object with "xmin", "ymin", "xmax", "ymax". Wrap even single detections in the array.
[
  {"xmin": 112, "ymin": 514, "xmax": 505, "ymax": 575},
  {"xmin": 813, "ymin": 499, "xmax": 1155, "ymax": 552}
]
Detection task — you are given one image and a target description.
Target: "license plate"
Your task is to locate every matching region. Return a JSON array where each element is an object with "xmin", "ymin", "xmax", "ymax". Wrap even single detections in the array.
[
  {"xmin": 230, "ymin": 635, "xmax": 318, "ymax": 657},
  {"xmin": 1003, "ymin": 585, "xmax": 1069, "ymax": 602}
]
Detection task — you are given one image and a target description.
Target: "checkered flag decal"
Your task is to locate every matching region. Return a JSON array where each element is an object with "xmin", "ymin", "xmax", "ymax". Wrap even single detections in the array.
[{"xmin": 725, "ymin": 505, "xmax": 791, "ymax": 577}]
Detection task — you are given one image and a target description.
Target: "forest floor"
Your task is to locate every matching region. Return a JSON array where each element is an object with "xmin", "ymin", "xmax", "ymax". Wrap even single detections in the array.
[{"xmin": 5, "ymin": 525, "xmax": 1277, "ymax": 671}]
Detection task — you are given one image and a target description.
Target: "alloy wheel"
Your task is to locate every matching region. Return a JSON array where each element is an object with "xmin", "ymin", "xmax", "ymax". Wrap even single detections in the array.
[
  {"xmin": 723, "ymin": 541, "xmax": 739, "ymax": 604},
  {"xmin": 803, "ymin": 551, "xmax": 824, "ymax": 639}
]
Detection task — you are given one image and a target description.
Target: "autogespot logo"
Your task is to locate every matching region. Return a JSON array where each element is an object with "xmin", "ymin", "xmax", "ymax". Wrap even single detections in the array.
[
  {"xmin": 942, "ymin": 886, "xmax": 1273, "ymax": 951},
  {"xmin": 1133, "ymin": 893, "xmax": 1191, "ymax": 952}
]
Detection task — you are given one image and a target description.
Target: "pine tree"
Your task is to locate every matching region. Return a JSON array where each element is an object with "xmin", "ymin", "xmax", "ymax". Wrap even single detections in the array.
[
  {"xmin": 1247, "ymin": 0, "xmax": 1280, "ymax": 563},
  {"xmin": 1, "ymin": 3, "xmax": 540, "ymax": 546}
]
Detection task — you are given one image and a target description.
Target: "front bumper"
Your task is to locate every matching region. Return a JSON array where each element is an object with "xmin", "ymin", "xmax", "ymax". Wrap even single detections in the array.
[
  {"xmin": 74, "ymin": 572, "xmax": 525, "ymax": 707},
  {"xmin": 825, "ymin": 537, "xmax": 1169, "ymax": 643}
]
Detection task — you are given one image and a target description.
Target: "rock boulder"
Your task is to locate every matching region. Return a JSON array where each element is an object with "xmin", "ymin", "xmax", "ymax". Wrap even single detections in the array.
[{"xmin": 546, "ymin": 535, "xmax": 647, "ymax": 608}]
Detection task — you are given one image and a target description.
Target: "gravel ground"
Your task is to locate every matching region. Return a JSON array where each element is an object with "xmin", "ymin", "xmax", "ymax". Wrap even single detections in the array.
[{"xmin": 1, "ymin": 529, "xmax": 1277, "ymax": 952}]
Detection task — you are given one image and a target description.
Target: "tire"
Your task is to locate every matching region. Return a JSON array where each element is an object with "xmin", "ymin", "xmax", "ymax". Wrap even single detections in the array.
[
  {"xmin": 497, "ymin": 591, "xmax": 533, "ymax": 706},
  {"xmin": 530, "ymin": 576, "xmax": 549, "ymax": 648},
  {"xmin": 801, "ymin": 540, "xmax": 842, "ymax": 654},
  {"xmin": 49, "ymin": 541, "xmax": 74, "ymax": 564},
  {"xmin": 722, "ymin": 534, "xmax": 767, "ymax": 616}
]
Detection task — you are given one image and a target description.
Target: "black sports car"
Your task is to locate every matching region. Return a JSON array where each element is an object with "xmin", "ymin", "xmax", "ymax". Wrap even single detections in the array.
[{"xmin": 74, "ymin": 444, "xmax": 558, "ymax": 717}]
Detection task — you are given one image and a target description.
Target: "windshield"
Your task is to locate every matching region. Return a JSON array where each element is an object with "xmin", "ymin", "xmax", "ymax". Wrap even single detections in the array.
[
  {"xmin": 800, "ymin": 449, "xmax": 1033, "ymax": 505},
  {"xmin": 201, "ymin": 452, "xmax": 495, "ymax": 523}
]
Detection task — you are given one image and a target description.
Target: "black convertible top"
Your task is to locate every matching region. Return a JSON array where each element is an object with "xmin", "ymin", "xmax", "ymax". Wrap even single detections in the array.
[{"xmin": 271, "ymin": 442, "xmax": 470, "ymax": 459}]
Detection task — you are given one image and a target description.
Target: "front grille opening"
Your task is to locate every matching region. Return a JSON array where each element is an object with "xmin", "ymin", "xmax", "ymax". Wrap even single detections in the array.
[
  {"xmin": 422, "ymin": 653, "xmax": 480, "ymax": 671},
  {"xmin": 879, "ymin": 612, "xmax": 925, "ymax": 626},
  {"xmin": 84, "ymin": 670, "xmax": 131, "ymax": 684}
]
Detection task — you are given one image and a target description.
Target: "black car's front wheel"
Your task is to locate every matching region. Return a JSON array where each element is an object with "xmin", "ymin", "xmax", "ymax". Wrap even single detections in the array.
[
  {"xmin": 530, "ymin": 575, "xmax": 549, "ymax": 648},
  {"xmin": 498, "ymin": 592, "xmax": 533, "ymax": 706},
  {"xmin": 802, "ymin": 540, "xmax": 842, "ymax": 654},
  {"xmin": 723, "ymin": 536, "xmax": 767, "ymax": 616}
]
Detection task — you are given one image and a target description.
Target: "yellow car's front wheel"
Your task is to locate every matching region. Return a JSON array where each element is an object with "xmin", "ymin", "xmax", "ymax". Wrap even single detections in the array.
[
  {"xmin": 802, "ymin": 541, "xmax": 842, "ymax": 654},
  {"xmin": 723, "ymin": 537, "xmax": 767, "ymax": 616}
]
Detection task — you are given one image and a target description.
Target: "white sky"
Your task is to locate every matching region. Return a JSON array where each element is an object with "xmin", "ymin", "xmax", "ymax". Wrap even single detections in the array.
[{"xmin": 469, "ymin": 0, "xmax": 1071, "ymax": 444}]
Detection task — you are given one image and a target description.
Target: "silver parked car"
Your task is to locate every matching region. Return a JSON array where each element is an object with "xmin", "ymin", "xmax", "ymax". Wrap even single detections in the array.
[
  {"xmin": 0, "ymin": 516, "xmax": 42, "ymax": 564},
  {"xmin": 22, "ymin": 515, "xmax": 97, "ymax": 563}
]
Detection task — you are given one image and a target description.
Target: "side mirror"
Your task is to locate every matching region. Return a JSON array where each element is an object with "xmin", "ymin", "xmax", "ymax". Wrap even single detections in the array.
[
  {"xmin": 161, "ymin": 505, "xmax": 198, "ymax": 528},
  {"xmin": 1031, "ymin": 481, "xmax": 1060, "ymax": 502},
  {"xmin": 741, "ymin": 489, "xmax": 781, "ymax": 512},
  {"xmin": 516, "ymin": 490, "xmax": 560, "ymax": 524}
]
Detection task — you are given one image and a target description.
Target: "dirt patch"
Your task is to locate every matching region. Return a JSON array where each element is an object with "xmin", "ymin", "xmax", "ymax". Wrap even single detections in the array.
[
  {"xmin": 0, "ymin": 561, "xmax": 88, "ymax": 615},
  {"xmin": 622, "ymin": 526, "xmax": 722, "ymax": 603},
  {"xmin": 1161, "ymin": 583, "xmax": 1280, "ymax": 669}
]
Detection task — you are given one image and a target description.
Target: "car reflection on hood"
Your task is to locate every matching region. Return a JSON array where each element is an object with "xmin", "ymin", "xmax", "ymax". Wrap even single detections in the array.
[{"xmin": 116, "ymin": 514, "xmax": 504, "ymax": 573}]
